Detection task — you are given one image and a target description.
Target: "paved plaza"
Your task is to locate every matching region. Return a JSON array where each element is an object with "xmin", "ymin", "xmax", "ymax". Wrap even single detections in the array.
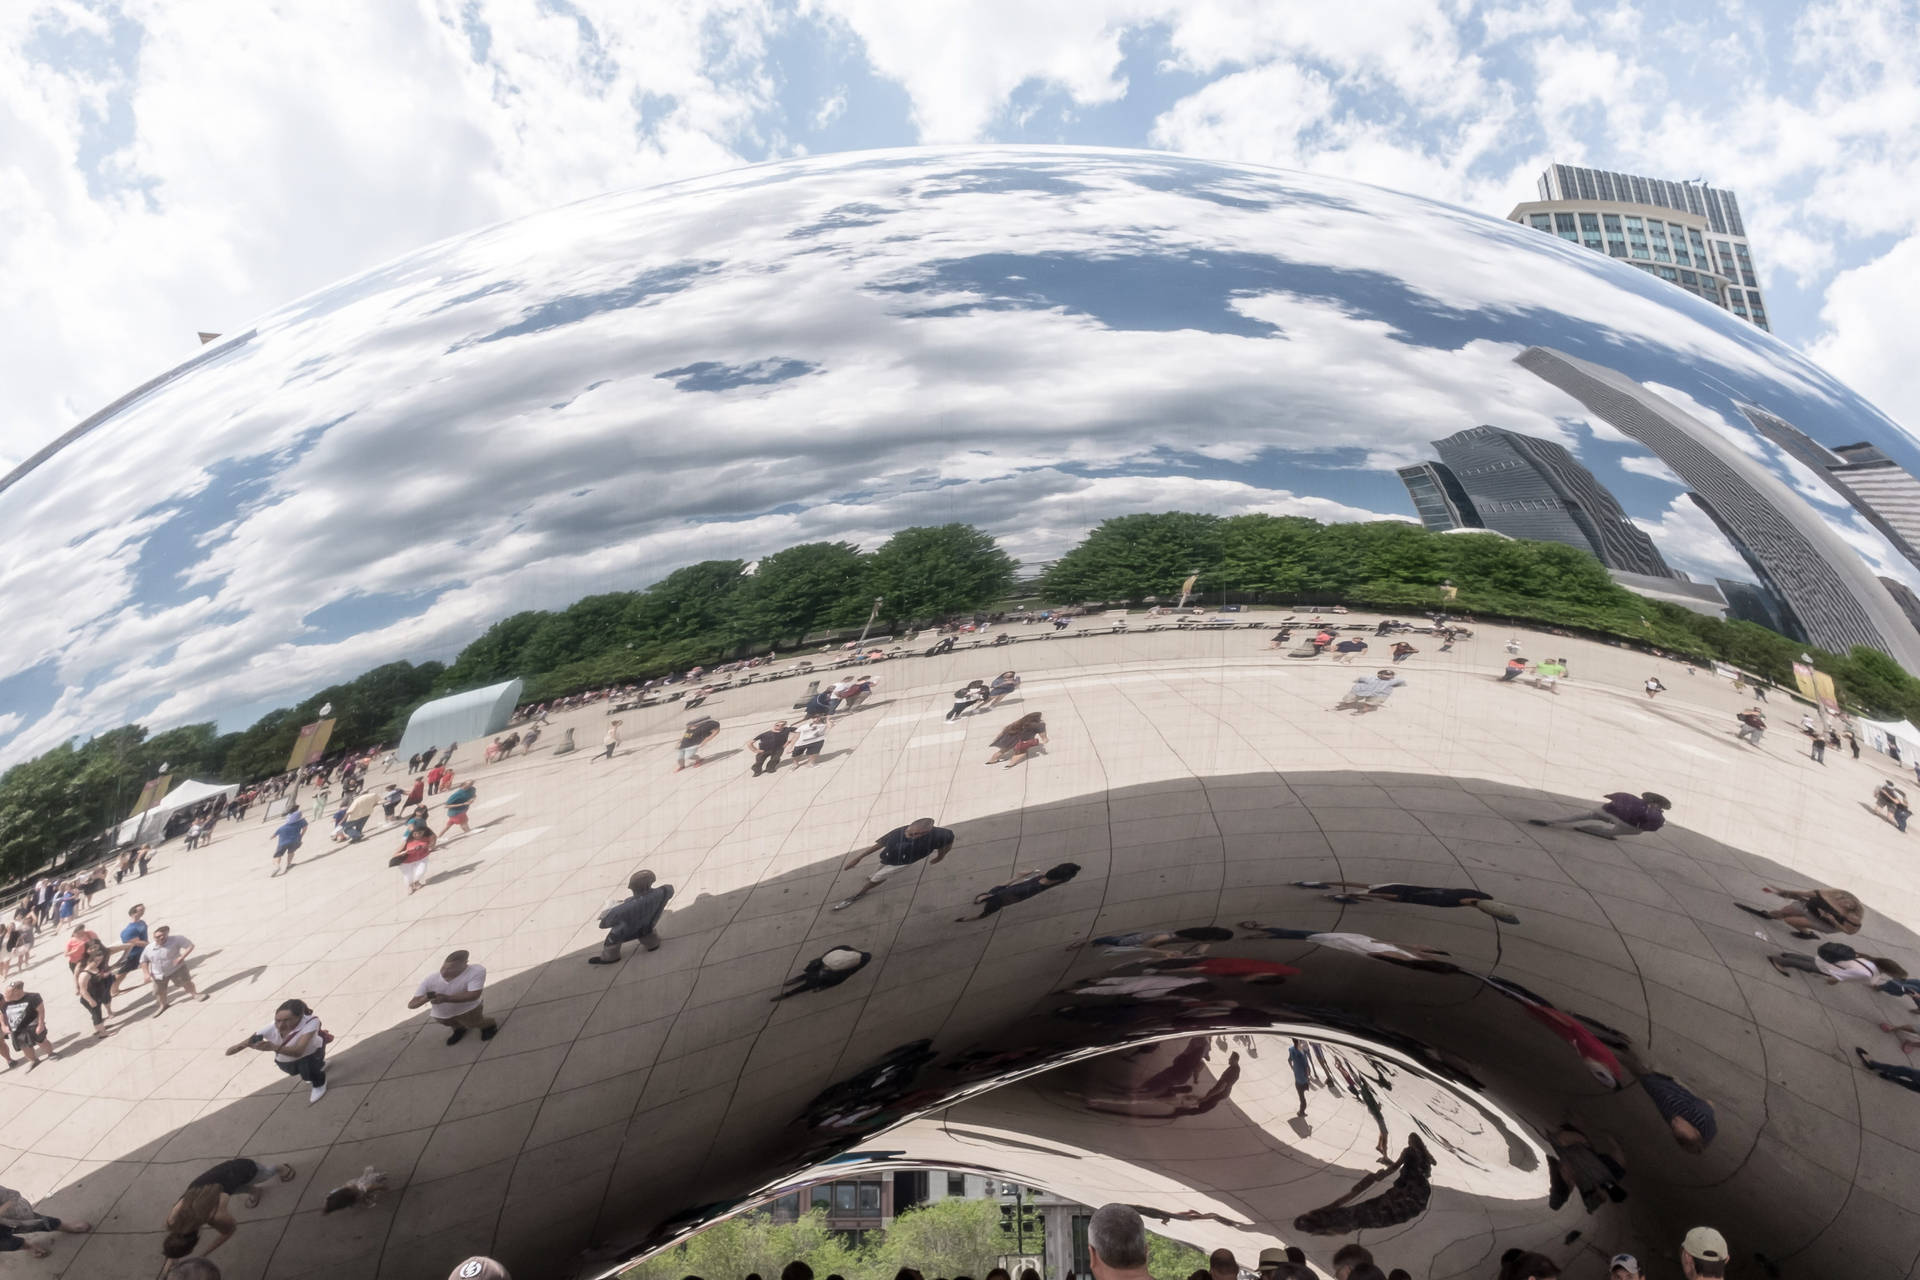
[{"xmin": 2, "ymin": 618, "xmax": 1917, "ymax": 1279}]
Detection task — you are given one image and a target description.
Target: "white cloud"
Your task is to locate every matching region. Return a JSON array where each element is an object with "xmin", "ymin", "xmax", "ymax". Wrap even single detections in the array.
[
  {"xmin": 1618, "ymin": 454, "xmax": 1681, "ymax": 485},
  {"xmin": 1806, "ymin": 235, "xmax": 1920, "ymax": 452}
]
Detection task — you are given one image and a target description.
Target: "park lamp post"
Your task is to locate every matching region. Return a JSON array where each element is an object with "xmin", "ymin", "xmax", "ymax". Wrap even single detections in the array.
[{"xmin": 856, "ymin": 596, "xmax": 883, "ymax": 647}]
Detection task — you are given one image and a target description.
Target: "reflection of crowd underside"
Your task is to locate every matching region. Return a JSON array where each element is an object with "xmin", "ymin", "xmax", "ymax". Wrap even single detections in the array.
[{"xmin": 4, "ymin": 612, "xmax": 1920, "ymax": 1278}]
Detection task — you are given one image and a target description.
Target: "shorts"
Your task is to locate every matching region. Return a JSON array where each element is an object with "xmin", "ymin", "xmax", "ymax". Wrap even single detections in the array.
[
  {"xmin": 677, "ymin": 745, "xmax": 701, "ymax": 763},
  {"xmin": 152, "ymin": 965, "xmax": 191, "ymax": 996},
  {"xmin": 791, "ymin": 741, "xmax": 823, "ymax": 758},
  {"xmin": 9, "ymin": 1026, "xmax": 46, "ymax": 1051},
  {"xmin": 432, "ymin": 1005, "xmax": 492, "ymax": 1029},
  {"xmin": 867, "ymin": 860, "xmax": 915, "ymax": 884},
  {"xmin": 115, "ymin": 950, "xmax": 143, "ymax": 975},
  {"xmin": 9, "ymin": 1215, "xmax": 58, "ymax": 1233},
  {"xmin": 444, "ymin": 812, "xmax": 469, "ymax": 829},
  {"xmin": 275, "ymin": 841, "xmax": 301, "ymax": 857}
]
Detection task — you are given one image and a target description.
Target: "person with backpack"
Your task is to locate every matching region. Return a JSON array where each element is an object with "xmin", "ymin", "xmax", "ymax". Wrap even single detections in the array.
[
  {"xmin": 1768, "ymin": 940, "xmax": 1906, "ymax": 986},
  {"xmin": 589, "ymin": 870, "xmax": 674, "ymax": 965},
  {"xmin": 225, "ymin": 998, "xmax": 330, "ymax": 1103}
]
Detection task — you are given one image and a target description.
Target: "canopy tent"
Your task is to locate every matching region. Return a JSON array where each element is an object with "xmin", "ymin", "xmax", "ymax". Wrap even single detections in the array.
[
  {"xmin": 1857, "ymin": 716, "xmax": 1920, "ymax": 762},
  {"xmin": 395, "ymin": 679, "xmax": 524, "ymax": 762},
  {"xmin": 115, "ymin": 777, "xmax": 239, "ymax": 846}
]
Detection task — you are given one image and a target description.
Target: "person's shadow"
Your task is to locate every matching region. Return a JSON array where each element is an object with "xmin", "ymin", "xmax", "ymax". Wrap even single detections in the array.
[{"xmin": 425, "ymin": 863, "xmax": 481, "ymax": 886}]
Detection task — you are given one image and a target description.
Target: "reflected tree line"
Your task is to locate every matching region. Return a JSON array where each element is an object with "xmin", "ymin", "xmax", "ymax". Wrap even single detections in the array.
[{"xmin": 6, "ymin": 511, "xmax": 1919, "ymax": 881}]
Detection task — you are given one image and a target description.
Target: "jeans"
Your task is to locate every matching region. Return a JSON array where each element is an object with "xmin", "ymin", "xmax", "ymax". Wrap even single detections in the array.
[
  {"xmin": 344, "ymin": 817, "xmax": 369, "ymax": 842},
  {"xmin": 276, "ymin": 1050, "xmax": 326, "ymax": 1087}
]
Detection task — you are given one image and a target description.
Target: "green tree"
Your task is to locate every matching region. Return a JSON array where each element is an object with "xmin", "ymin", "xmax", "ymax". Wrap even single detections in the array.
[
  {"xmin": 1041, "ymin": 512, "xmax": 1225, "ymax": 604},
  {"xmin": 625, "ymin": 1210, "xmax": 866, "ymax": 1280},
  {"xmin": 866, "ymin": 525, "xmax": 1018, "ymax": 623},
  {"xmin": 1146, "ymin": 1231, "xmax": 1208, "ymax": 1280},
  {"xmin": 738, "ymin": 541, "xmax": 872, "ymax": 644},
  {"xmin": 631, "ymin": 560, "xmax": 753, "ymax": 645},
  {"xmin": 870, "ymin": 1195, "xmax": 1020, "ymax": 1280},
  {"xmin": 437, "ymin": 610, "xmax": 552, "ymax": 691}
]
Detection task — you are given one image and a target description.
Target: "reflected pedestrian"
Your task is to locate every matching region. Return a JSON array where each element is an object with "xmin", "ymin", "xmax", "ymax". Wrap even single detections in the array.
[
  {"xmin": 224, "ymin": 998, "xmax": 328, "ymax": 1103},
  {"xmin": 160, "ymin": 1158, "xmax": 296, "ymax": 1263},
  {"xmin": 1734, "ymin": 885, "xmax": 1863, "ymax": 938},
  {"xmin": 674, "ymin": 715, "xmax": 720, "ymax": 771},
  {"xmin": 1332, "ymin": 669, "xmax": 1406, "ymax": 714},
  {"xmin": 748, "ymin": 720, "xmax": 793, "ymax": 776},
  {"xmin": 439, "ymin": 780, "xmax": 476, "ymax": 841},
  {"xmin": 0, "ymin": 1182, "xmax": 90, "ymax": 1258},
  {"xmin": 597, "ymin": 721, "xmax": 622, "ymax": 761},
  {"xmin": 395, "ymin": 820, "xmax": 436, "ymax": 895},
  {"xmin": 270, "ymin": 807, "xmax": 307, "ymax": 877},
  {"xmin": 770, "ymin": 947, "xmax": 871, "ymax": 1001},
  {"xmin": 788, "ymin": 714, "xmax": 831, "ymax": 767},
  {"xmin": 1734, "ymin": 706, "xmax": 1765, "ymax": 745},
  {"xmin": 143, "ymin": 925, "xmax": 207, "ymax": 1011},
  {"xmin": 1528, "ymin": 791, "xmax": 1670, "ymax": 840},
  {"xmin": 407, "ymin": 950, "xmax": 497, "ymax": 1045},
  {"xmin": 2, "ymin": 980, "xmax": 54, "ymax": 1069},
  {"xmin": 589, "ymin": 870, "xmax": 674, "ymax": 965},
  {"xmin": 834, "ymin": 818, "xmax": 956, "ymax": 911},
  {"xmin": 955, "ymin": 864, "xmax": 1079, "ymax": 921},
  {"xmin": 1679, "ymin": 1227, "xmax": 1729, "ymax": 1279}
]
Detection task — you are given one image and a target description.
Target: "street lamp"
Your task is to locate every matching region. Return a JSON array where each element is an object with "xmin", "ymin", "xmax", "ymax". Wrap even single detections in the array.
[{"xmin": 856, "ymin": 596, "xmax": 884, "ymax": 647}]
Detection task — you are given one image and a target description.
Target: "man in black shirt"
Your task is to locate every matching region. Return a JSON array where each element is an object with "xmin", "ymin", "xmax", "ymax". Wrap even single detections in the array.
[
  {"xmin": 748, "ymin": 720, "xmax": 794, "ymax": 776},
  {"xmin": 1, "ymin": 981, "xmax": 53, "ymax": 1069},
  {"xmin": 833, "ymin": 818, "xmax": 956, "ymax": 911},
  {"xmin": 674, "ymin": 717, "xmax": 720, "ymax": 772}
]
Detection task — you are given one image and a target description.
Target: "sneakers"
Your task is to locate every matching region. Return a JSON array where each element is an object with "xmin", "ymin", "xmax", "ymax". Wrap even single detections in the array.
[
  {"xmin": 831, "ymin": 898, "xmax": 857, "ymax": 912},
  {"xmin": 480, "ymin": 1025, "xmax": 498, "ymax": 1042},
  {"xmin": 309, "ymin": 1083, "xmax": 328, "ymax": 1104},
  {"xmin": 446, "ymin": 1026, "xmax": 468, "ymax": 1046}
]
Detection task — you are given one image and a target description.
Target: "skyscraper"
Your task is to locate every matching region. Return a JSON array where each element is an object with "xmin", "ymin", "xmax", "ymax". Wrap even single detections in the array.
[
  {"xmin": 1741, "ymin": 405, "xmax": 1920, "ymax": 571},
  {"xmin": 1717, "ymin": 577, "xmax": 1799, "ymax": 638},
  {"xmin": 1395, "ymin": 461, "xmax": 1481, "ymax": 532},
  {"xmin": 1506, "ymin": 164, "xmax": 1769, "ymax": 330},
  {"xmin": 1518, "ymin": 346, "xmax": 1920, "ymax": 669},
  {"xmin": 1428, "ymin": 424, "xmax": 1673, "ymax": 577}
]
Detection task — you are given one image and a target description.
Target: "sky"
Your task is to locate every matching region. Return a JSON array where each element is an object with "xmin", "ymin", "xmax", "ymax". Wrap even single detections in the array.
[{"xmin": 4, "ymin": 0, "xmax": 1920, "ymax": 472}]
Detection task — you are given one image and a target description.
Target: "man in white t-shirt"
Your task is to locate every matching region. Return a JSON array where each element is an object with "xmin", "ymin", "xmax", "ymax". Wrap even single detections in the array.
[
  {"xmin": 142, "ymin": 927, "xmax": 206, "ymax": 1013},
  {"xmin": 406, "ymin": 950, "xmax": 497, "ymax": 1045}
]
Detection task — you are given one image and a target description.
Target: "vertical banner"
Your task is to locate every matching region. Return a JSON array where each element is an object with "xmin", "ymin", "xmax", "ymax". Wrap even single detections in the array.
[
  {"xmin": 1790, "ymin": 662, "xmax": 1818, "ymax": 703},
  {"xmin": 1811, "ymin": 670, "xmax": 1841, "ymax": 718},
  {"xmin": 129, "ymin": 774, "xmax": 174, "ymax": 819},
  {"xmin": 286, "ymin": 717, "xmax": 337, "ymax": 771},
  {"xmin": 1177, "ymin": 573, "xmax": 1199, "ymax": 608}
]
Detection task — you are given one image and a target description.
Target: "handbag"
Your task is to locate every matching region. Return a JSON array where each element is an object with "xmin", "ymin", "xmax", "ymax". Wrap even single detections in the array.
[{"xmin": 387, "ymin": 853, "xmax": 407, "ymax": 867}]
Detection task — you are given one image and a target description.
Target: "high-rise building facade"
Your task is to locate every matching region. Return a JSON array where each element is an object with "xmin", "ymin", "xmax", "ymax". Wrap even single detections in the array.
[
  {"xmin": 1519, "ymin": 346, "xmax": 1920, "ymax": 669},
  {"xmin": 1427, "ymin": 424, "xmax": 1674, "ymax": 577},
  {"xmin": 1395, "ymin": 460, "xmax": 1481, "ymax": 533},
  {"xmin": 1740, "ymin": 405, "xmax": 1920, "ymax": 572},
  {"xmin": 1507, "ymin": 164, "xmax": 1769, "ymax": 330},
  {"xmin": 1717, "ymin": 576, "xmax": 1799, "ymax": 637}
]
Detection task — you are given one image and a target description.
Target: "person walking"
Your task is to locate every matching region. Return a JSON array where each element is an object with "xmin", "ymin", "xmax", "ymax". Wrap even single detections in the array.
[
  {"xmin": 955, "ymin": 864, "xmax": 1079, "ymax": 920},
  {"xmin": 985, "ymin": 713, "xmax": 1047, "ymax": 766},
  {"xmin": 2, "ymin": 981, "xmax": 55, "ymax": 1070},
  {"xmin": 1499, "ymin": 656, "xmax": 1529, "ymax": 683},
  {"xmin": 143, "ymin": 925, "xmax": 208, "ymax": 1012},
  {"xmin": 342, "ymin": 787, "xmax": 379, "ymax": 842},
  {"xmin": 112, "ymin": 904, "xmax": 148, "ymax": 996},
  {"xmin": 770, "ymin": 947, "xmax": 872, "ymax": 1001},
  {"xmin": 1331, "ymin": 669, "xmax": 1406, "ymax": 715},
  {"xmin": 1846, "ymin": 729, "xmax": 1861, "ymax": 759},
  {"xmin": 74, "ymin": 946, "xmax": 118, "ymax": 1038},
  {"xmin": 439, "ymin": 780, "xmax": 477, "ymax": 841},
  {"xmin": 225, "ymin": 998, "xmax": 328, "ymax": 1102},
  {"xmin": 982, "ymin": 672, "xmax": 1020, "ymax": 710},
  {"xmin": 136, "ymin": 842, "xmax": 154, "ymax": 877},
  {"xmin": 270, "ymin": 807, "xmax": 307, "ymax": 877},
  {"xmin": 1531, "ymin": 657, "xmax": 1566, "ymax": 693},
  {"xmin": 407, "ymin": 950, "xmax": 498, "ymax": 1044},
  {"xmin": 597, "ymin": 721, "xmax": 623, "ymax": 761},
  {"xmin": 1528, "ymin": 791, "xmax": 1671, "ymax": 841},
  {"xmin": 674, "ymin": 715, "xmax": 720, "ymax": 771},
  {"xmin": 1873, "ymin": 778, "xmax": 1911, "ymax": 831},
  {"xmin": 748, "ymin": 721, "xmax": 794, "ymax": 776},
  {"xmin": 1734, "ymin": 885, "xmax": 1864, "ymax": 938},
  {"xmin": 395, "ymin": 820, "xmax": 437, "ymax": 895},
  {"xmin": 1807, "ymin": 722, "xmax": 1827, "ymax": 763},
  {"xmin": 1768, "ymin": 943, "xmax": 1905, "ymax": 985},
  {"xmin": 833, "ymin": 818, "xmax": 956, "ymax": 911},
  {"xmin": 381, "ymin": 783, "xmax": 405, "ymax": 822},
  {"xmin": 1734, "ymin": 705, "xmax": 1766, "ymax": 746},
  {"xmin": 1332, "ymin": 637, "xmax": 1368, "ymax": 664},
  {"xmin": 589, "ymin": 870, "xmax": 674, "ymax": 964},
  {"xmin": 780, "ymin": 713, "xmax": 828, "ymax": 767},
  {"xmin": 946, "ymin": 680, "xmax": 989, "ymax": 720},
  {"xmin": 1389, "ymin": 640, "xmax": 1417, "ymax": 663},
  {"xmin": 2, "ymin": 914, "xmax": 32, "ymax": 981},
  {"xmin": 0, "ymin": 1183, "xmax": 91, "ymax": 1258},
  {"xmin": 1288, "ymin": 1039, "xmax": 1314, "ymax": 1116},
  {"xmin": 1644, "ymin": 676, "xmax": 1666, "ymax": 698},
  {"xmin": 159, "ymin": 1158, "xmax": 296, "ymax": 1263},
  {"xmin": 1856, "ymin": 1045, "xmax": 1920, "ymax": 1093}
]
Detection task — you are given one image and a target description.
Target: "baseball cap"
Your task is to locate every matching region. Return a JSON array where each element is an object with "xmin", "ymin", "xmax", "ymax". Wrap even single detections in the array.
[
  {"xmin": 1608, "ymin": 1255, "xmax": 1640, "ymax": 1274},
  {"xmin": 822, "ymin": 948, "xmax": 865, "ymax": 971},
  {"xmin": 1681, "ymin": 1227, "xmax": 1728, "ymax": 1261},
  {"xmin": 449, "ymin": 1259, "xmax": 511, "ymax": 1280}
]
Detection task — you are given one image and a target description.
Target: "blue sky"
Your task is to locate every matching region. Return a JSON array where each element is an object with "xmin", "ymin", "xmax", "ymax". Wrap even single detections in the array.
[{"xmin": 3, "ymin": 0, "xmax": 1918, "ymax": 477}]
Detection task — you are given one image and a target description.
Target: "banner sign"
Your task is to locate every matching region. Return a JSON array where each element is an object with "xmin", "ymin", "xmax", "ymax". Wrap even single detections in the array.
[
  {"xmin": 130, "ymin": 774, "xmax": 174, "ymax": 819},
  {"xmin": 1791, "ymin": 662, "xmax": 1818, "ymax": 703},
  {"xmin": 286, "ymin": 718, "xmax": 337, "ymax": 771}
]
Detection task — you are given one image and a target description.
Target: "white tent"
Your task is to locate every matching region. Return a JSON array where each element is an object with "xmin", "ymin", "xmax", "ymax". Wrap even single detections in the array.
[
  {"xmin": 395, "ymin": 679, "xmax": 524, "ymax": 762},
  {"xmin": 115, "ymin": 777, "xmax": 239, "ymax": 846},
  {"xmin": 1857, "ymin": 717, "xmax": 1920, "ymax": 761}
]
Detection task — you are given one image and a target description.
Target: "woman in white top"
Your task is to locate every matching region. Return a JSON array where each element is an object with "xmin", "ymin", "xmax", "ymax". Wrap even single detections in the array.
[
  {"xmin": 225, "ymin": 998, "xmax": 328, "ymax": 1102},
  {"xmin": 1769, "ymin": 946, "xmax": 1906, "ymax": 986}
]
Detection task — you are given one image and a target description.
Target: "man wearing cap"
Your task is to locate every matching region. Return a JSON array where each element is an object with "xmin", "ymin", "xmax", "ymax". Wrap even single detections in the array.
[
  {"xmin": 1608, "ymin": 1255, "xmax": 1644, "ymax": 1280},
  {"xmin": 589, "ymin": 870, "xmax": 674, "ymax": 965},
  {"xmin": 448, "ymin": 1258, "xmax": 511, "ymax": 1280},
  {"xmin": 1681, "ymin": 1226, "xmax": 1729, "ymax": 1277},
  {"xmin": 406, "ymin": 951, "xmax": 497, "ymax": 1045},
  {"xmin": 1529, "ymin": 791, "xmax": 1671, "ymax": 840}
]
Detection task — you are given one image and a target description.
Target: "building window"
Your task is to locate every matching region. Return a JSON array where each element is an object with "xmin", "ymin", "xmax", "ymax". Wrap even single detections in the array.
[
  {"xmin": 1669, "ymin": 225, "xmax": 1691, "ymax": 265},
  {"xmin": 834, "ymin": 1183, "xmax": 858, "ymax": 1213},
  {"xmin": 1624, "ymin": 216, "xmax": 1649, "ymax": 258},
  {"xmin": 1679, "ymin": 269, "xmax": 1698, "ymax": 286},
  {"xmin": 1553, "ymin": 212, "xmax": 1579, "ymax": 242},
  {"xmin": 1648, "ymin": 223, "xmax": 1671, "ymax": 261},
  {"xmin": 1689, "ymin": 228, "xmax": 1708, "ymax": 259},
  {"xmin": 812, "ymin": 1186, "xmax": 833, "ymax": 1209},
  {"xmin": 1602, "ymin": 214, "xmax": 1627, "ymax": 258},
  {"xmin": 948, "ymin": 1173, "xmax": 967, "ymax": 1196},
  {"xmin": 859, "ymin": 1183, "xmax": 883, "ymax": 1214},
  {"xmin": 1529, "ymin": 213, "xmax": 1552, "ymax": 231},
  {"xmin": 1657, "ymin": 265, "xmax": 1678, "ymax": 280}
]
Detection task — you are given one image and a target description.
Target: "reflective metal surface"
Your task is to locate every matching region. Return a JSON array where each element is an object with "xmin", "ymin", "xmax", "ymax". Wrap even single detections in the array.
[{"xmin": 3, "ymin": 148, "xmax": 1920, "ymax": 1280}]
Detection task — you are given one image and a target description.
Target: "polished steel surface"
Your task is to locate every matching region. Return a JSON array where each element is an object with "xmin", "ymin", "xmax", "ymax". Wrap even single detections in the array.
[{"xmin": 2, "ymin": 148, "xmax": 1920, "ymax": 1280}]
